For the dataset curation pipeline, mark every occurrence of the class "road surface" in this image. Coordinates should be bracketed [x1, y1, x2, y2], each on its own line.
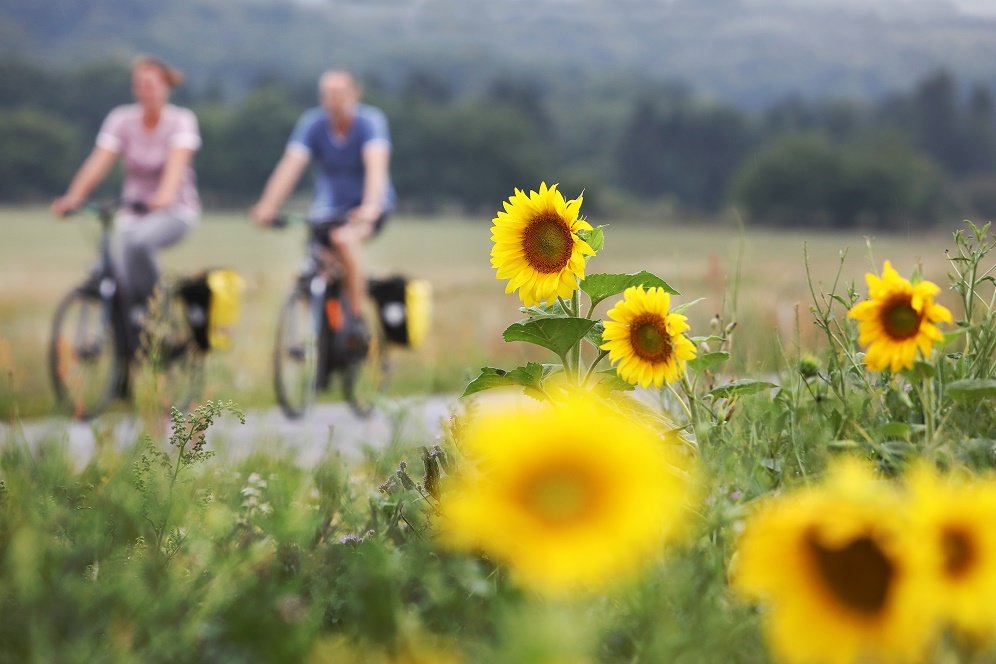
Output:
[2, 395, 456, 466]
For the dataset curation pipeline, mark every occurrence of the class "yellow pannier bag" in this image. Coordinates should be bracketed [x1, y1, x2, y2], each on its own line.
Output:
[206, 269, 245, 350]
[179, 269, 245, 351]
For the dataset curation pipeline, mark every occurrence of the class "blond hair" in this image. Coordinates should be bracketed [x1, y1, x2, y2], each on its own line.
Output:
[132, 55, 184, 88]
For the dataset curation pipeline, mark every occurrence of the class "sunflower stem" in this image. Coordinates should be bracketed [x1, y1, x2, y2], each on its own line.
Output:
[583, 350, 609, 384]
[923, 373, 936, 447]
[571, 289, 582, 382]
[667, 380, 695, 430]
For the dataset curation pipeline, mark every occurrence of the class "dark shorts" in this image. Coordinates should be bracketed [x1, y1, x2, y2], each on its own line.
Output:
[308, 214, 388, 249]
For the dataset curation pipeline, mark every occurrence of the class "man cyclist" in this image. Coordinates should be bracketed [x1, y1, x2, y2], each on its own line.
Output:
[251, 69, 395, 318]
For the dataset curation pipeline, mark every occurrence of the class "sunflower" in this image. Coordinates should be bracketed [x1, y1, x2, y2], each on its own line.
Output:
[490, 182, 596, 306]
[732, 459, 937, 664]
[601, 286, 697, 388]
[847, 260, 953, 373]
[437, 394, 693, 595]
[907, 465, 996, 638]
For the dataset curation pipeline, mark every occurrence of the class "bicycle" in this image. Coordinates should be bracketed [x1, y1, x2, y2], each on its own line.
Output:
[271, 214, 406, 420]
[48, 202, 208, 419]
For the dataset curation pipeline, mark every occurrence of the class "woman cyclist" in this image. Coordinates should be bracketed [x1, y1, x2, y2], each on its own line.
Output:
[50, 55, 202, 319]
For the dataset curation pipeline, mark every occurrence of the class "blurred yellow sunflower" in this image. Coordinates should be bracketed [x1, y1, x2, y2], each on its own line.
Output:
[907, 465, 996, 637]
[847, 260, 953, 373]
[490, 182, 596, 306]
[601, 286, 697, 388]
[732, 459, 937, 664]
[437, 394, 693, 595]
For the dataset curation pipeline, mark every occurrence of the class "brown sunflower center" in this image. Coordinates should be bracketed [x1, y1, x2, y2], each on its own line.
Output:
[880, 296, 922, 340]
[522, 213, 574, 274]
[630, 315, 673, 362]
[807, 532, 895, 616]
[521, 466, 596, 527]
[941, 526, 976, 580]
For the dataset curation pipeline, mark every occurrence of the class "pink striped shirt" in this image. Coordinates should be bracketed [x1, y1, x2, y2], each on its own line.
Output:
[96, 103, 201, 221]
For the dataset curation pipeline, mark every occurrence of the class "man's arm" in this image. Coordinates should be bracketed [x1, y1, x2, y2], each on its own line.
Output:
[251, 147, 310, 225]
[351, 142, 390, 228]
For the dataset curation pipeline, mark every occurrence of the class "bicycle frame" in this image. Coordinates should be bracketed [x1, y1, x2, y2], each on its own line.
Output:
[272, 214, 385, 418]
[53, 202, 205, 412]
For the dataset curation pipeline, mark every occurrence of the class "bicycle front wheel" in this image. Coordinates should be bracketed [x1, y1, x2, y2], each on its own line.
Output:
[49, 289, 122, 420]
[274, 289, 319, 419]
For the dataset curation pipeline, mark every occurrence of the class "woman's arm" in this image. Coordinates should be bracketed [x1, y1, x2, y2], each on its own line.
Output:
[148, 146, 195, 210]
[50, 147, 117, 216]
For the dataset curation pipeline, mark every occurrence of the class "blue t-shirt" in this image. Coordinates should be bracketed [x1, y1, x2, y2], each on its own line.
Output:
[287, 103, 396, 222]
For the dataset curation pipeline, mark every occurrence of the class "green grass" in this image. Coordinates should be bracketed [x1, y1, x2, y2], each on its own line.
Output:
[1, 212, 994, 663]
[0, 206, 967, 418]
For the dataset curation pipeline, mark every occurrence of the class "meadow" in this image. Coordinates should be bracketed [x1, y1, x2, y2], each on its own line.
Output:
[0, 205, 966, 419]
[1, 199, 995, 663]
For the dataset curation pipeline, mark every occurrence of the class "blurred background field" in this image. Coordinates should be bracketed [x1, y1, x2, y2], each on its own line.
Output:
[0, 205, 968, 419]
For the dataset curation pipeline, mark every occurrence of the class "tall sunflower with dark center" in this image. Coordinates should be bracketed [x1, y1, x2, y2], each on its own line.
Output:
[601, 285, 697, 388]
[490, 183, 596, 306]
[907, 465, 996, 637]
[733, 460, 937, 664]
[847, 260, 953, 373]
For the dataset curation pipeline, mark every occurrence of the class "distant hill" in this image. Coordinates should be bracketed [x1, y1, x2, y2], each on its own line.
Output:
[2, 0, 995, 105]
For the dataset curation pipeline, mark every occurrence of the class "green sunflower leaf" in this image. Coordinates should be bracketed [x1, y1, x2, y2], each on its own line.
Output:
[707, 379, 777, 400]
[876, 422, 911, 440]
[462, 362, 550, 398]
[671, 297, 706, 314]
[519, 300, 569, 319]
[502, 318, 598, 359]
[687, 351, 730, 373]
[577, 225, 606, 254]
[941, 326, 970, 347]
[945, 379, 996, 401]
[585, 320, 605, 347]
[901, 361, 935, 381]
[593, 370, 635, 392]
[580, 272, 679, 308]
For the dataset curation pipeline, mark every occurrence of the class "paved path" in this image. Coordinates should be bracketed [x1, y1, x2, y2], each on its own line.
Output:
[3, 395, 456, 466]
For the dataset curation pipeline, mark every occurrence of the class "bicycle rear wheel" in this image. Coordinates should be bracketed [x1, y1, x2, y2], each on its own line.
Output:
[133, 287, 205, 413]
[341, 302, 389, 418]
[49, 289, 122, 420]
[274, 289, 319, 419]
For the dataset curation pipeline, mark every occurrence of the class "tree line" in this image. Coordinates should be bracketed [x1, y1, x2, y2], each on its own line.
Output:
[1, 57, 995, 228]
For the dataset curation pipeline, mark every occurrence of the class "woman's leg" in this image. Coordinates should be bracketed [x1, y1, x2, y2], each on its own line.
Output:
[115, 210, 192, 308]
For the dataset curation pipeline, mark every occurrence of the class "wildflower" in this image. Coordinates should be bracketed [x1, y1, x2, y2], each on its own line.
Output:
[907, 465, 996, 637]
[601, 286, 697, 388]
[437, 394, 692, 595]
[847, 261, 952, 373]
[490, 182, 595, 306]
[732, 459, 936, 664]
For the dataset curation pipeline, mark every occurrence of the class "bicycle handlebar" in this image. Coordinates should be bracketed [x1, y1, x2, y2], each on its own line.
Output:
[270, 213, 308, 229]
[63, 200, 150, 221]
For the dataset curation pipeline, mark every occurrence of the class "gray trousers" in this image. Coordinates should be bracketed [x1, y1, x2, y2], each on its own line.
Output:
[113, 209, 193, 308]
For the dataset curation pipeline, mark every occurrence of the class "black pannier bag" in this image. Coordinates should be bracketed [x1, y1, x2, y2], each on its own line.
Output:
[368, 276, 431, 348]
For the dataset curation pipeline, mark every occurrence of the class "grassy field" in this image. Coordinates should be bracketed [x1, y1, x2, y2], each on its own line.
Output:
[0, 206, 971, 419]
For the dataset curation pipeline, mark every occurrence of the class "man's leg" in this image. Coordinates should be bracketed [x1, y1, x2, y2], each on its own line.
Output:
[329, 220, 374, 316]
